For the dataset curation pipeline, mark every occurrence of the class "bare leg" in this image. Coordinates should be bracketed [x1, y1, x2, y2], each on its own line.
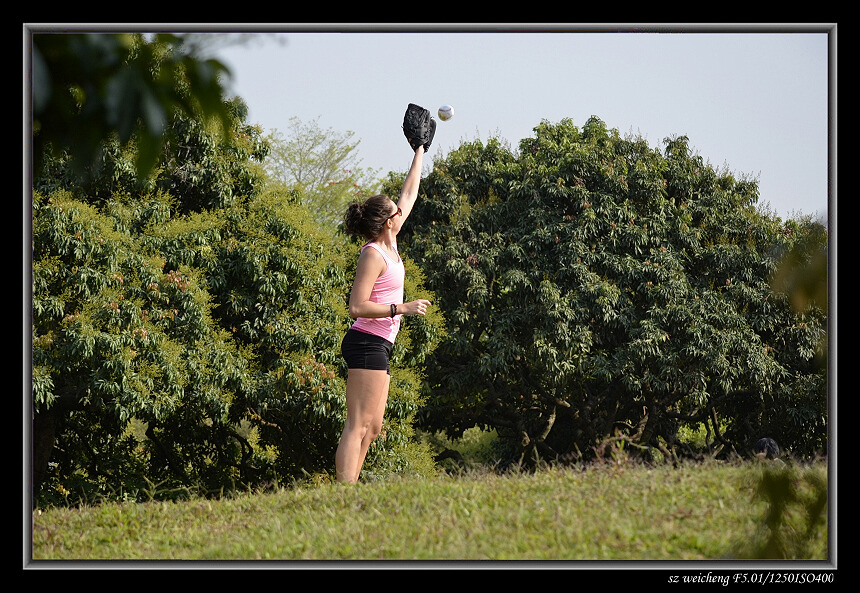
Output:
[335, 368, 390, 483]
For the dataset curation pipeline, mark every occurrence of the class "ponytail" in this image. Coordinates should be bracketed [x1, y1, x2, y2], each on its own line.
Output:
[343, 194, 393, 241]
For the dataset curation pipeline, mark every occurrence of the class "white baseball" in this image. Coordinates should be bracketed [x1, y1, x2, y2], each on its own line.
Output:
[438, 104, 454, 121]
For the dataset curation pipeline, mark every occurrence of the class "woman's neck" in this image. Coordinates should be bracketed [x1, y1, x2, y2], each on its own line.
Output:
[374, 231, 399, 259]
[375, 229, 396, 249]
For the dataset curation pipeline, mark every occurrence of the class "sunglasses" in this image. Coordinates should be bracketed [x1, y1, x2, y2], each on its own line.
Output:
[388, 207, 402, 220]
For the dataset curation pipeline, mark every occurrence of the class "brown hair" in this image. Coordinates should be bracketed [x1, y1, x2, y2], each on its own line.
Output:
[343, 194, 396, 241]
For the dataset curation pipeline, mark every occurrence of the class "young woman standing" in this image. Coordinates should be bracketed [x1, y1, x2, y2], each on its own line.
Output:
[336, 144, 431, 483]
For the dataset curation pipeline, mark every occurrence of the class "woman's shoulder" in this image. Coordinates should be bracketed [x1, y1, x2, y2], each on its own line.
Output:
[360, 242, 383, 256]
[357, 242, 387, 270]
[363, 241, 398, 262]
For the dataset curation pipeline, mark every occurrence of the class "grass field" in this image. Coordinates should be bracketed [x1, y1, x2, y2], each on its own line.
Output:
[29, 459, 829, 566]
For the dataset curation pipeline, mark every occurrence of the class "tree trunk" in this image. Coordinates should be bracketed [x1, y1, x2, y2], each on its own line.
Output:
[32, 409, 57, 498]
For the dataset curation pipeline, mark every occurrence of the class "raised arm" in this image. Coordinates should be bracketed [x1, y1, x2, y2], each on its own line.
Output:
[395, 145, 424, 226]
[395, 104, 435, 231]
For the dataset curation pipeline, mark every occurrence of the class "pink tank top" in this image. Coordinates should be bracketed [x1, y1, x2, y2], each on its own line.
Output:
[351, 242, 405, 343]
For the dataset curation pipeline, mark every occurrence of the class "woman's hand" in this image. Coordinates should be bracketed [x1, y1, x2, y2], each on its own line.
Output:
[403, 299, 431, 316]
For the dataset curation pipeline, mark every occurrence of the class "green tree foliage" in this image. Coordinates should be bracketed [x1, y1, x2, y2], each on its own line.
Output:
[399, 117, 827, 466]
[263, 117, 383, 229]
[33, 186, 439, 505]
[35, 93, 269, 215]
[32, 194, 252, 499]
[30, 35, 441, 505]
[32, 32, 233, 181]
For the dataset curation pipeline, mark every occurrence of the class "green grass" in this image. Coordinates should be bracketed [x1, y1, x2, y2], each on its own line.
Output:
[30, 460, 828, 562]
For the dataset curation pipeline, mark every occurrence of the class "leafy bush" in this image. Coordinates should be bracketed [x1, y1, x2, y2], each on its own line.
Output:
[31, 99, 442, 506]
[400, 117, 827, 466]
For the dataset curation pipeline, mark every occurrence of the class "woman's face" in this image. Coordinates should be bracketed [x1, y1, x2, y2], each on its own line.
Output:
[386, 201, 403, 233]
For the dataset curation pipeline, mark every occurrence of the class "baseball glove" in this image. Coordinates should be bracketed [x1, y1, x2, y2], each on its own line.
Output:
[402, 103, 436, 152]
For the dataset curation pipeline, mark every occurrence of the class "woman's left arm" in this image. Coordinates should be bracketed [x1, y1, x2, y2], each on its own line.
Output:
[395, 145, 424, 225]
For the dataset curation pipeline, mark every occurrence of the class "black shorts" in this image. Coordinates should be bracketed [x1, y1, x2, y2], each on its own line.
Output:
[341, 329, 394, 374]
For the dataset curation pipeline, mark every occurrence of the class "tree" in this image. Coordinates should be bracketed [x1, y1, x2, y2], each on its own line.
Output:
[263, 117, 382, 229]
[399, 117, 827, 466]
[32, 184, 441, 503]
[32, 189, 256, 501]
[31, 32, 233, 182]
[30, 36, 442, 505]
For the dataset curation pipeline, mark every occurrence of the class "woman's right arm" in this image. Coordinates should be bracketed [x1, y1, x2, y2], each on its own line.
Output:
[348, 248, 430, 319]
[348, 248, 388, 319]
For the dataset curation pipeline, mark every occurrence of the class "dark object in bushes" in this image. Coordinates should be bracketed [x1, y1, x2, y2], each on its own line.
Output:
[754, 438, 780, 459]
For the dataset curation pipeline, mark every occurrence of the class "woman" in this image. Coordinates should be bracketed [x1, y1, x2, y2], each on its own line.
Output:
[336, 145, 431, 483]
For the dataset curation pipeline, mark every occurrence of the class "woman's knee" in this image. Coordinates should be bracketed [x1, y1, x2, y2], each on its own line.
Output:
[366, 419, 384, 441]
[345, 417, 381, 442]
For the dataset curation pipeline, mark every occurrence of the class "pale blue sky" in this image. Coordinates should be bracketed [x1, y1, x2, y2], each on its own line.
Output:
[214, 26, 832, 222]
